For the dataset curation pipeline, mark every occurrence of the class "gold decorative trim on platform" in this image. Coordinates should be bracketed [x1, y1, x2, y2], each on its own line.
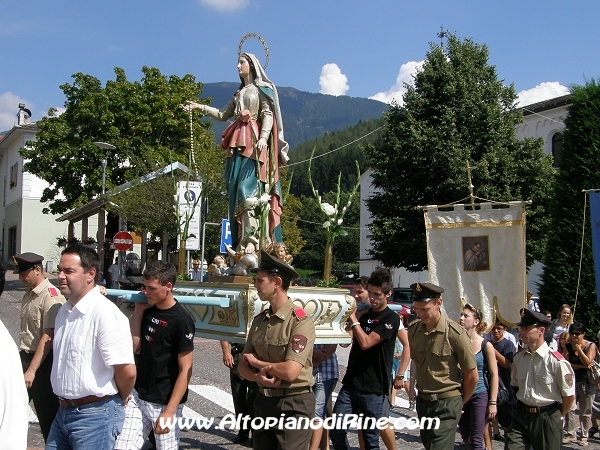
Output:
[427, 220, 522, 230]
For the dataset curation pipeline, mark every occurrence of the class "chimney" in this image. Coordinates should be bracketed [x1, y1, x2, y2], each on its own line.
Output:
[17, 103, 32, 126]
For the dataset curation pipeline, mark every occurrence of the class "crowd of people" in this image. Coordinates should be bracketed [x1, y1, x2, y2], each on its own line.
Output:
[3, 243, 600, 450]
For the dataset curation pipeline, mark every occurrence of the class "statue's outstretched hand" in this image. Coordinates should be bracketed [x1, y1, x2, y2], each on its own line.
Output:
[180, 101, 205, 114]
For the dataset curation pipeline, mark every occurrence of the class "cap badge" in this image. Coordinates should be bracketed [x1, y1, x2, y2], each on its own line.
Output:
[415, 283, 422, 292]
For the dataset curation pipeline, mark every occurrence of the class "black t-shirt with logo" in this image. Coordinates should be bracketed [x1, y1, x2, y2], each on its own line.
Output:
[136, 301, 195, 405]
[343, 306, 400, 395]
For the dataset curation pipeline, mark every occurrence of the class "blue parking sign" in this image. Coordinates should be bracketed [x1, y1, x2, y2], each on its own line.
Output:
[220, 219, 232, 253]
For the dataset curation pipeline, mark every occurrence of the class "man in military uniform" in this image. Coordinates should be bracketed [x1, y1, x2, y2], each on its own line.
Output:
[15, 252, 65, 442]
[505, 309, 575, 450]
[407, 282, 478, 450]
[239, 250, 315, 450]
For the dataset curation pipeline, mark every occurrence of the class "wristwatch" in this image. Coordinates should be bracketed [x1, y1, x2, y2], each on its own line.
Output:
[396, 374, 404, 380]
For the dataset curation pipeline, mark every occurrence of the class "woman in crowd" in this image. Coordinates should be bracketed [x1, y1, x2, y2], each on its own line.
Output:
[558, 331, 570, 357]
[591, 330, 600, 438]
[553, 304, 574, 341]
[563, 322, 597, 447]
[458, 304, 498, 450]
[488, 321, 515, 441]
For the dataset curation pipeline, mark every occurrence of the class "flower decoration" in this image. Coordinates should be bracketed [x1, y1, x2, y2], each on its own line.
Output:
[307, 149, 361, 246]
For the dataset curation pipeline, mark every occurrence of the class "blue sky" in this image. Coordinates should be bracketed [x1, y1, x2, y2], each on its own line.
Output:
[1, 0, 598, 130]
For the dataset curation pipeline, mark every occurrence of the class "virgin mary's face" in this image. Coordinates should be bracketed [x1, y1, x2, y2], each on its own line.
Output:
[238, 56, 251, 79]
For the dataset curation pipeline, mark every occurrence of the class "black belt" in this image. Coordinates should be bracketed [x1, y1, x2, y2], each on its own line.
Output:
[516, 400, 559, 414]
[231, 344, 244, 356]
[259, 386, 312, 397]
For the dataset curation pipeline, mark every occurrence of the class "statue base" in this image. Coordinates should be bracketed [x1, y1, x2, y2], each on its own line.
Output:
[172, 282, 354, 344]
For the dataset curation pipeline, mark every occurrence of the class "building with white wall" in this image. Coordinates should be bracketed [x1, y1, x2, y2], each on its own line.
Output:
[359, 95, 570, 291]
[0, 105, 71, 268]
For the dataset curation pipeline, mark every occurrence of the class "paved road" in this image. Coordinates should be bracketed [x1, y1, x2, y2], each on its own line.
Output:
[1, 271, 598, 449]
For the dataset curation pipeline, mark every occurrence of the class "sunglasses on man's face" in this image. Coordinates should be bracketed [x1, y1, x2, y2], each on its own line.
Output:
[571, 332, 583, 336]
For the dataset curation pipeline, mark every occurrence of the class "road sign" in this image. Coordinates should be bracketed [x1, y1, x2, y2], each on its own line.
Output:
[178, 181, 202, 205]
[113, 231, 134, 251]
[220, 219, 232, 253]
[178, 205, 201, 250]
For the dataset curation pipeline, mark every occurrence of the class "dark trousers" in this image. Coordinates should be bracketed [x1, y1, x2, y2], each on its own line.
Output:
[416, 394, 463, 450]
[330, 386, 385, 450]
[505, 403, 562, 450]
[253, 391, 315, 450]
[458, 390, 489, 450]
[231, 352, 258, 436]
[20, 350, 60, 441]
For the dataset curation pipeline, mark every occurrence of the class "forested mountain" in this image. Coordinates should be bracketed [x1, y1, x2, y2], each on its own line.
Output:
[200, 82, 387, 149]
[289, 117, 385, 197]
[285, 117, 385, 274]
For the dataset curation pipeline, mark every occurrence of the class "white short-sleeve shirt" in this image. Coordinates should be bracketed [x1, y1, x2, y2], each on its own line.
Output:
[51, 286, 134, 399]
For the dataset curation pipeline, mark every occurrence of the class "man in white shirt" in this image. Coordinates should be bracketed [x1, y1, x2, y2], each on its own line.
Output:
[108, 257, 120, 289]
[46, 244, 136, 450]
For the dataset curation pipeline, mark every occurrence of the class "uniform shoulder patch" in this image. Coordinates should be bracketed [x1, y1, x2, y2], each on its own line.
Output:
[48, 286, 60, 297]
[551, 350, 565, 360]
[292, 334, 308, 353]
[293, 307, 308, 320]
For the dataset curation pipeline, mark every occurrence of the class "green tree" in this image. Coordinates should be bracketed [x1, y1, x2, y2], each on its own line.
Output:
[539, 79, 600, 332]
[367, 33, 555, 271]
[22, 66, 219, 216]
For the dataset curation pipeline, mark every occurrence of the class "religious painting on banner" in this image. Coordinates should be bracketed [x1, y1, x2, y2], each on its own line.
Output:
[424, 201, 526, 328]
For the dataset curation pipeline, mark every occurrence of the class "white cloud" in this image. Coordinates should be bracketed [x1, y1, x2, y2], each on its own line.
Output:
[319, 63, 349, 96]
[369, 60, 424, 104]
[199, 0, 249, 12]
[0, 92, 33, 131]
[516, 82, 570, 107]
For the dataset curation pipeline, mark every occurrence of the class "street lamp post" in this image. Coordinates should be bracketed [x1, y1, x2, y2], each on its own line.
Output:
[93, 142, 116, 194]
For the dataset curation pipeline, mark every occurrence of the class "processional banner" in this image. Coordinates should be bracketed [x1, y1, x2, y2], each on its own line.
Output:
[424, 202, 526, 328]
[588, 191, 600, 306]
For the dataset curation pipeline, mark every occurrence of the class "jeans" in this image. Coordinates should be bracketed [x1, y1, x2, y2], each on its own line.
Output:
[330, 386, 385, 450]
[45, 395, 125, 450]
[313, 378, 338, 418]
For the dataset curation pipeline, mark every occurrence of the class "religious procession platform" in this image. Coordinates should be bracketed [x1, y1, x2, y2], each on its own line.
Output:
[107, 281, 355, 344]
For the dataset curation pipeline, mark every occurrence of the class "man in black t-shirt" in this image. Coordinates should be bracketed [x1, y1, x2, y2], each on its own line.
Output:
[330, 268, 400, 450]
[115, 261, 195, 450]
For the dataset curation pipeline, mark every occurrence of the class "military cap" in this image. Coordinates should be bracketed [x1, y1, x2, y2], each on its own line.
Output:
[13, 252, 44, 274]
[251, 250, 299, 282]
[517, 308, 552, 327]
[410, 282, 444, 301]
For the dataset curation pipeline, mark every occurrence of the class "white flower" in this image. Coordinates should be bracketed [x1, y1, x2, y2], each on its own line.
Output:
[246, 197, 259, 208]
[321, 202, 336, 216]
[322, 221, 331, 228]
[259, 193, 271, 205]
[337, 218, 343, 225]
